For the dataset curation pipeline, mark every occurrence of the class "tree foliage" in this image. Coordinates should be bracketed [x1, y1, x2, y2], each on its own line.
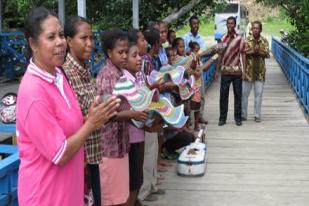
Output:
[256, 0, 309, 56]
[2, 0, 216, 31]
[72, 0, 216, 30]
[2, 0, 56, 29]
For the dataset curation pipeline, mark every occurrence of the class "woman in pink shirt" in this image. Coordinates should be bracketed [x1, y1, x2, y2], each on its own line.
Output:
[16, 7, 119, 206]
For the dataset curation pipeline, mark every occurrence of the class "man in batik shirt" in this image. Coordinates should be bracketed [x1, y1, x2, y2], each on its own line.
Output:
[215, 16, 246, 126]
[242, 21, 270, 122]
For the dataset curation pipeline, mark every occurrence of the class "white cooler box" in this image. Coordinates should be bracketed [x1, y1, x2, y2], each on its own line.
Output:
[177, 128, 208, 177]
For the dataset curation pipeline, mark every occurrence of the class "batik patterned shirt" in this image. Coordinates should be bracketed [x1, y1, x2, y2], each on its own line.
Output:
[218, 32, 246, 76]
[244, 35, 270, 82]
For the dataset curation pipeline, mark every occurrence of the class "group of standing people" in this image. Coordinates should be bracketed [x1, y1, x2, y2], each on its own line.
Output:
[15, 6, 269, 206]
[167, 15, 270, 127]
[215, 16, 270, 126]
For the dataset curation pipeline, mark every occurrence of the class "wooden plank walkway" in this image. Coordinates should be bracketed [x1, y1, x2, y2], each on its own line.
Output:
[148, 55, 309, 206]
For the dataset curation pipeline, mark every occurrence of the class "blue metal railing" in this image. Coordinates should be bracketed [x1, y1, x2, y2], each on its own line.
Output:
[90, 31, 107, 76]
[0, 32, 106, 79]
[1, 31, 216, 84]
[201, 56, 216, 87]
[0, 32, 27, 79]
[0, 145, 19, 206]
[272, 37, 309, 114]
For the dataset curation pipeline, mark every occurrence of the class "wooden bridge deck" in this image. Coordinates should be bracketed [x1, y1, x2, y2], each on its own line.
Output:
[148, 55, 309, 206]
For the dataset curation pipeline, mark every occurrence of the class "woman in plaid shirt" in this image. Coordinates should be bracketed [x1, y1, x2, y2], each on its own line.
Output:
[62, 16, 104, 205]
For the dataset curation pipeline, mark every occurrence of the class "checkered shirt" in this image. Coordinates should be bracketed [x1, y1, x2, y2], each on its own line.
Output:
[62, 53, 102, 164]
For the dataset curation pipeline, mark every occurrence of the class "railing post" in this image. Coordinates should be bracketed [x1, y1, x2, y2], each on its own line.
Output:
[77, 0, 86, 18]
[58, 0, 65, 24]
[132, 0, 139, 29]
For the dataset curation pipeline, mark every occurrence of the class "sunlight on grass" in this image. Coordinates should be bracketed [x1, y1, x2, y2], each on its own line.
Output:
[176, 20, 215, 37]
[262, 19, 295, 37]
[176, 18, 294, 38]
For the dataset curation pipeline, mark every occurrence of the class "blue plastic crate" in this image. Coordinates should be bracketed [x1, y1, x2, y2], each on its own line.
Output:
[11, 187, 18, 206]
[0, 188, 18, 206]
[0, 145, 19, 196]
[0, 123, 16, 133]
[0, 194, 9, 206]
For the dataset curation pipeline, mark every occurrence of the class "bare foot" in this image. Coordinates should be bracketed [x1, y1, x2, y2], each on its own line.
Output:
[194, 123, 200, 131]
[159, 159, 173, 167]
[157, 164, 168, 172]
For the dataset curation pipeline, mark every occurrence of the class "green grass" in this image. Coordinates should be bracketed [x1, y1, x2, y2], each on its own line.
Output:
[176, 18, 294, 38]
[262, 18, 295, 37]
[176, 20, 215, 37]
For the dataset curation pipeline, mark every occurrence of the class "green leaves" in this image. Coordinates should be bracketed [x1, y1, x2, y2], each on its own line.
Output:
[2, 0, 56, 30]
[257, 0, 309, 56]
[2, 0, 216, 31]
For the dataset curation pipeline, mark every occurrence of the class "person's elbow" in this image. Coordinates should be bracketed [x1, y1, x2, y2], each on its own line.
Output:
[52, 141, 70, 166]
[55, 152, 70, 166]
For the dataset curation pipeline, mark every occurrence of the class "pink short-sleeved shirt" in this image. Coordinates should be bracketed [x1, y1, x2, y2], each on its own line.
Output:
[16, 59, 84, 206]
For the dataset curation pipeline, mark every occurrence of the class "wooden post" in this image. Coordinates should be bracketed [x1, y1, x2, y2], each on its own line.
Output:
[132, 0, 139, 29]
[58, 0, 65, 24]
[77, 0, 86, 18]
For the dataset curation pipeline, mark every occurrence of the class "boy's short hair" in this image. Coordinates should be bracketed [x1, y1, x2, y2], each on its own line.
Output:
[143, 21, 159, 32]
[101, 29, 128, 57]
[172, 37, 184, 49]
[189, 15, 199, 24]
[251, 20, 262, 30]
[189, 41, 200, 50]
[64, 16, 91, 38]
[227, 16, 236, 24]
[127, 28, 140, 44]
[143, 28, 160, 48]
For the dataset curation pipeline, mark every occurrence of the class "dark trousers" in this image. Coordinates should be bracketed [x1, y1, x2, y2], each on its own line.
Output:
[219, 75, 242, 122]
[163, 131, 195, 154]
[87, 164, 101, 206]
[129, 142, 144, 191]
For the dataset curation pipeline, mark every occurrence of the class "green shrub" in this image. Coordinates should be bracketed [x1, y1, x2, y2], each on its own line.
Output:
[266, 16, 274, 23]
[257, 0, 309, 57]
[288, 30, 309, 57]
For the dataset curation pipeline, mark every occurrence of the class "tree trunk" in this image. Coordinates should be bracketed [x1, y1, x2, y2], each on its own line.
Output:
[162, 0, 202, 24]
